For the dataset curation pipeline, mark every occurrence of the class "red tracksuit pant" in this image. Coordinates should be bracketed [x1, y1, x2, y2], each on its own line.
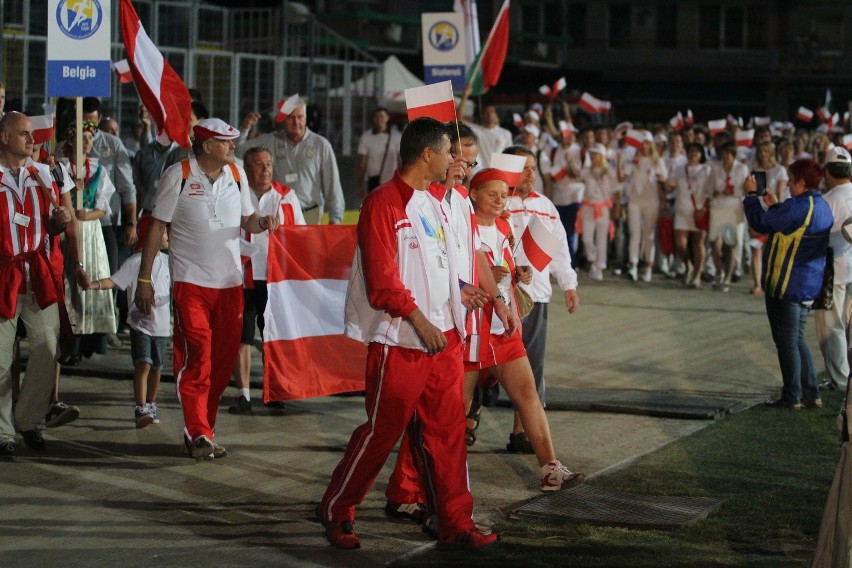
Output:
[172, 282, 243, 441]
[319, 331, 474, 537]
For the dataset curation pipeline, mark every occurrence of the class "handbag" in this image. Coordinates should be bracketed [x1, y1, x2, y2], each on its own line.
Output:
[691, 194, 709, 231]
[514, 285, 534, 319]
[814, 247, 834, 310]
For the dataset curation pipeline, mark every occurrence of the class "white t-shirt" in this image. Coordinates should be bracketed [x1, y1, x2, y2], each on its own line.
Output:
[624, 156, 668, 203]
[110, 252, 171, 337]
[824, 181, 852, 284]
[411, 190, 452, 331]
[478, 223, 511, 335]
[711, 161, 749, 210]
[470, 123, 513, 168]
[152, 159, 254, 288]
[357, 128, 401, 184]
[247, 184, 306, 281]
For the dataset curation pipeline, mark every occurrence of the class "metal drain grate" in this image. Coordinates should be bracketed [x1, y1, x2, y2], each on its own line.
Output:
[510, 484, 725, 530]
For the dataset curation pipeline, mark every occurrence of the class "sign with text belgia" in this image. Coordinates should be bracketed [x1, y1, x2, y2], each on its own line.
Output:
[47, 0, 111, 97]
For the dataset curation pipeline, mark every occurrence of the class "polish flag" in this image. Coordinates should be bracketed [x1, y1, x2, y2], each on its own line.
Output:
[538, 84, 551, 97]
[817, 106, 830, 122]
[598, 99, 612, 113]
[542, 77, 566, 99]
[405, 81, 457, 122]
[708, 119, 727, 135]
[579, 92, 602, 115]
[490, 152, 527, 187]
[30, 104, 55, 145]
[753, 116, 771, 127]
[119, 0, 192, 147]
[112, 59, 133, 84]
[829, 112, 841, 129]
[263, 225, 367, 401]
[513, 113, 524, 128]
[686, 109, 694, 126]
[516, 214, 562, 272]
[796, 106, 814, 122]
[726, 114, 742, 127]
[625, 129, 644, 149]
[274, 93, 301, 123]
[735, 129, 754, 147]
[843, 134, 852, 151]
[669, 112, 684, 132]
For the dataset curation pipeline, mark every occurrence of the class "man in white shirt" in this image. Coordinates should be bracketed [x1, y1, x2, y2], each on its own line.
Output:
[135, 118, 279, 460]
[237, 99, 344, 225]
[356, 107, 401, 195]
[816, 147, 852, 391]
[229, 146, 306, 415]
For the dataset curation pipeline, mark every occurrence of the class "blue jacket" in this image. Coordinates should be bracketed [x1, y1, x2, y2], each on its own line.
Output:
[744, 190, 833, 303]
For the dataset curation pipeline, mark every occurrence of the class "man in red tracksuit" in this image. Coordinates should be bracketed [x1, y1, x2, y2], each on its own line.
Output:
[317, 117, 498, 551]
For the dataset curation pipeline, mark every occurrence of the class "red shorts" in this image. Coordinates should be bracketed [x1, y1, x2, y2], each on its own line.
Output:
[464, 330, 527, 373]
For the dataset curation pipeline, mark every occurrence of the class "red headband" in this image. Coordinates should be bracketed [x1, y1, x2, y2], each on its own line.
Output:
[469, 168, 510, 191]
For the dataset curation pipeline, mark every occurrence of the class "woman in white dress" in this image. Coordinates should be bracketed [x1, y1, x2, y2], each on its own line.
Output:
[579, 144, 617, 280]
[666, 142, 713, 288]
[60, 122, 117, 359]
[709, 143, 750, 292]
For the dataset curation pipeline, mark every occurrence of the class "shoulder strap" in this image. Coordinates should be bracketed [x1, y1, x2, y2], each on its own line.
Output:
[228, 163, 241, 191]
[179, 159, 191, 193]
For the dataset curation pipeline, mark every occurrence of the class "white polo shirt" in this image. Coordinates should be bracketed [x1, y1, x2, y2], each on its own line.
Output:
[152, 158, 253, 289]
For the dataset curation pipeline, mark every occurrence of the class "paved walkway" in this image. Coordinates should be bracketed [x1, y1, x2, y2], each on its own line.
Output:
[0, 273, 800, 567]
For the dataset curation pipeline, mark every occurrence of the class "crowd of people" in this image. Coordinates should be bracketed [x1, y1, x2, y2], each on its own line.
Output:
[0, 78, 849, 552]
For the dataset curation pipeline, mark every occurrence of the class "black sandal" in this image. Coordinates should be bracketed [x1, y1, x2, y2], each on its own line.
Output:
[465, 393, 482, 447]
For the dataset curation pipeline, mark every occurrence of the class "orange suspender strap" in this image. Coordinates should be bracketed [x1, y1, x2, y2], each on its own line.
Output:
[180, 160, 241, 192]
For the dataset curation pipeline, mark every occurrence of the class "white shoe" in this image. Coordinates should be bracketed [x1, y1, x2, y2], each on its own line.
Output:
[589, 266, 603, 281]
[628, 265, 638, 282]
[540, 460, 585, 492]
[683, 268, 694, 288]
[641, 267, 652, 283]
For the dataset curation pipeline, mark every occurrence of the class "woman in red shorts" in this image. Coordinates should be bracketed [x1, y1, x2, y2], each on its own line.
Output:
[465, 169, 584, 492]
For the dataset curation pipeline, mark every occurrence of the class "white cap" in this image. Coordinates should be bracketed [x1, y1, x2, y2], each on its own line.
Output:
[614, 121, 633, 133]
[825, 146, 852, 165]
[642, 130, 654, 143]
[530, 102, 544, 115]
[525, 109, 541, 122]
[588, 143, 608, 156]
[193, 118, 240, 140]
[523, 123, 540, 138]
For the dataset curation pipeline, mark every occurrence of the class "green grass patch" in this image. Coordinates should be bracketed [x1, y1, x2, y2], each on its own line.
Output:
[395, 391, 844, 567]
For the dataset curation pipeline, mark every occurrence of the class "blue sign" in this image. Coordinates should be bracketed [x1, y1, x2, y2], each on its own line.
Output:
[424, 66, 467, 89]
[47, 0, 111, 97]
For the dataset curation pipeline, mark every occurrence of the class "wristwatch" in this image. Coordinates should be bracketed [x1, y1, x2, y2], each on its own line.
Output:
[495, 294, 506, 302]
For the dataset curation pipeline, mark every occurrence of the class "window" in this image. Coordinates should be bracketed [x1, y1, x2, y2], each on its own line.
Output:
[700, 4, 768, 51]
[656, 5, 677, 49]
[810, 13, 844, 54]
[609, 4, 631, 48]
[566, 3, 587, 47]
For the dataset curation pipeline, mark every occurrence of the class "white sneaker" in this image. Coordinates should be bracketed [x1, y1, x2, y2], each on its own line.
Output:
[589, 266, 603, 281]
[627, 265, 638, 282]
[540, 460, 585, 492]
[641, 267, 652, 283]
[683, 268, 694, 288]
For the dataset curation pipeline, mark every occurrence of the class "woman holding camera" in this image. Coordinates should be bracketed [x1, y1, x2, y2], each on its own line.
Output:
[743, 159, 833, 409]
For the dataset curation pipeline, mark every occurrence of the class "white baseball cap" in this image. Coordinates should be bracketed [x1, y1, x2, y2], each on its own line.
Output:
[193, 118, 240, 141]
[523, 124, 540, 138]
[825, 147, 852, 165]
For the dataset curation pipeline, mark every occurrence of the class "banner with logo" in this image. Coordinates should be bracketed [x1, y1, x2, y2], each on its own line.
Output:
[47, 0, 112, 97]
[422, 13, 467, 90]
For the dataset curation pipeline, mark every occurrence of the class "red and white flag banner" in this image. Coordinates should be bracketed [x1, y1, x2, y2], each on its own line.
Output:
[516, 214, 561, 272]
[112, 59, 133, 84]
[405, 81, 457, 123]
[669, 112, 684, 132]
[119, 0, 192, 147]
[797, 106, 814, 122]
[817, 106, 831, 122]
[830, 112, 841, 128]
[538, 84, 551, 97]
[843, 134, 852, 151]
[274, 93, 301, 124]
[263, 225, 367, 401]
[686, 109, 694, 126]
[578, 92, 602, 115]
[625, 129, 644, 149]
[558, 120, 576, 139]
[490, 152, 527, 187]
[512, 112, 523, 128]
[708, 119, 727, 135]
[753, 116, 771, 127]
[735, 129, 754, 147]
[30, 103, 55, 145]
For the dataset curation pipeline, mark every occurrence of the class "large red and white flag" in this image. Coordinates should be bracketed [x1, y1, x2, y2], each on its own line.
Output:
[516, 214, 562, 272]
[579, 92, 602, 115]
[274, 93, 301, 123]
[708, 119, 727, 135]
[119, 0, 192, 147]
[405, 81, 457, 122]
[735, 129, 754, 147]
[30, 103, 55, 145]
[112, 59, 133, 84]
[263, 225, 367, 401]
[490, 152, 527, 187]
[797, 106, 814, 122]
